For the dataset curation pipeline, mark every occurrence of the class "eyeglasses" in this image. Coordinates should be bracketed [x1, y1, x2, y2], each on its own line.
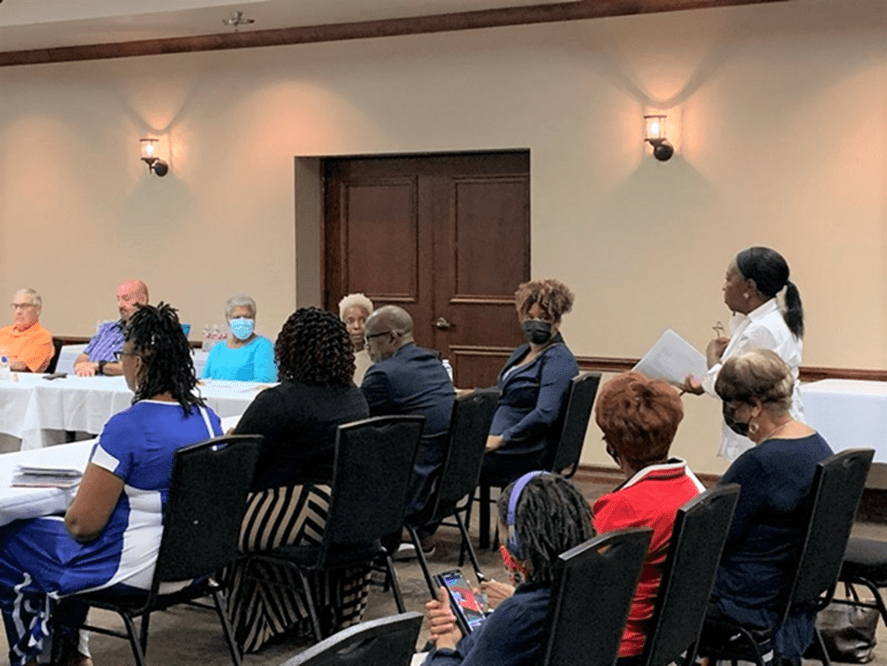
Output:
[10, 303, 36, 310]
[363, 330, 392, 347]
[113, 350, 142, 362]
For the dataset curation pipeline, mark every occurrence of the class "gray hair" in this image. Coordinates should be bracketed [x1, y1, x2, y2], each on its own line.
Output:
[338, 293, 374, 320]
[15, 288, 42, 308]
[225, 294, 256, 319]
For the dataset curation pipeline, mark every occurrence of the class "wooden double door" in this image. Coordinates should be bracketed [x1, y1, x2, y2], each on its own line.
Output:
[323, 151, 530, 388]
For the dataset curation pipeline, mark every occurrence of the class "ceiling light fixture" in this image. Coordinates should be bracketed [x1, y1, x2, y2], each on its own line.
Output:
[223, 11, 255, 30]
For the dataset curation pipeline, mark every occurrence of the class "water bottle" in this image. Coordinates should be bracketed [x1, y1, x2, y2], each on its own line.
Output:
[0, 353, 10, 381]
[201, 325, 211, 351]
[442, 358, 454, 382]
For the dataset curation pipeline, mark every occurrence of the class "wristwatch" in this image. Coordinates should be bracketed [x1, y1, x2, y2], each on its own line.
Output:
[97, 360, 107, 375]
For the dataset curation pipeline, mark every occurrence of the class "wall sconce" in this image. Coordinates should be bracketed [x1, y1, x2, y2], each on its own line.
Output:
[140, 138, 169, 177]
[644, 115, 674, 162]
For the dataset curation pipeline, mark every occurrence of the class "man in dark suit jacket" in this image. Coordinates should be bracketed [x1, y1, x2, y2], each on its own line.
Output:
[360, 306, 455, 542]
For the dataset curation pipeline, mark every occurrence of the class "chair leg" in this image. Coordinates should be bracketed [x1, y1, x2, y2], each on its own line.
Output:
[453, 512, 484, 583]
[118, 611, 148, 666]
[138, 611, 151, 657]
[812, 627, 832, 666]
[211, 586, 243, 666]
[383, 552, 407, 613]
[406, 524, 438, 598]
[295, 568, 324, 642]
[478, 483, 491, 550]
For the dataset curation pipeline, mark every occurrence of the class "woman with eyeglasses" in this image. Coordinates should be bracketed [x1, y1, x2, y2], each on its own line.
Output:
[592, 371, 703, 663]
[0, 303, 222, 666]
[482, 279, 579, 483]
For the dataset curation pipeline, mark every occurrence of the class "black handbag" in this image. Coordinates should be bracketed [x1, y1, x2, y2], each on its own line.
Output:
[814, 599, 879, 663]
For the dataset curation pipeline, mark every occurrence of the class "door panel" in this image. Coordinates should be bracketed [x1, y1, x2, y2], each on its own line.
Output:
[324, 151, 529, 387]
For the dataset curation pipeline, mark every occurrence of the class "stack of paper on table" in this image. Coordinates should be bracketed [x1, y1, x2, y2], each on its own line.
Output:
[633, 329, 707, 385]
[13, 465, 82, 489]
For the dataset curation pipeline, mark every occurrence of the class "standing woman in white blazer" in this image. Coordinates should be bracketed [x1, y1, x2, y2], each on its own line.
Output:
[685, 246, 805, 461]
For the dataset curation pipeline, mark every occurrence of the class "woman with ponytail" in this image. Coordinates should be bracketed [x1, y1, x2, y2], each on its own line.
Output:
[685, 246, 805, 461]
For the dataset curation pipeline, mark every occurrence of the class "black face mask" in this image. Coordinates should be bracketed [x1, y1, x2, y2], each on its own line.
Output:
[521, 320, 552, 345]
[722, 402, 750, 437]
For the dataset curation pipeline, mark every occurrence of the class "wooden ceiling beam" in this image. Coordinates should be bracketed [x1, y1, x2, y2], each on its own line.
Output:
[0, 0, 790, 67]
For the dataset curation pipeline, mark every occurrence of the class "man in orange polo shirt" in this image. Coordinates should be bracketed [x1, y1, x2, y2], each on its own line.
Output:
[0, 288, 53, 372]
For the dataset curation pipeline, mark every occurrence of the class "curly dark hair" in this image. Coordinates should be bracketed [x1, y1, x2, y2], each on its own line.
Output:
[515, 279, 575, 322]
[275, 307, 355, 386]
[126, 302, 204, 413]
[497, 474, 595, 584]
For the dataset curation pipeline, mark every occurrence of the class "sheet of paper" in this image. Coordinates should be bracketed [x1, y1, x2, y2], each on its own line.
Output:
[633, 329, 707, 385]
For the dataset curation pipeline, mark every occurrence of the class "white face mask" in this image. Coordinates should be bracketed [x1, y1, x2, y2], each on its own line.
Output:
[229, 317, 255, 341]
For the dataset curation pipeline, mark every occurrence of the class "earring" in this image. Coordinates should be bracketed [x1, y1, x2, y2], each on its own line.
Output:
[748, 421, 760, 435]
[743, 292, 750, 299]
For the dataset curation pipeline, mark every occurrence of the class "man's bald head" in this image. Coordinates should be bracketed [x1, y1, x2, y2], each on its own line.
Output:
[364, 305, 415, 363]
[117, 279, 149, 321]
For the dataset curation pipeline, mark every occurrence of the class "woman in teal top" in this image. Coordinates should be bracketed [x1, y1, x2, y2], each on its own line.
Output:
[202, 295, 277, 382]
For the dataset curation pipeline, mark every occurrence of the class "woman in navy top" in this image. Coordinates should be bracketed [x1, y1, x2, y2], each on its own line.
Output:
[483, 279, 579, 482]
[709, 349, 833, 662]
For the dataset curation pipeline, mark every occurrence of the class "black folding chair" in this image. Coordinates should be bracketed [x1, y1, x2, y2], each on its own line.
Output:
[46, 337, 64, 374]
[243, 415, 424, 642]
[403, 388, 499, 595]
[56, 434, 263, 666]
[277, 611, 423, 666]
[540, 527, 652, 666]
[476, 372, 601, 549]
[693, 448, 873, 666]
[640, 484, 740, 666]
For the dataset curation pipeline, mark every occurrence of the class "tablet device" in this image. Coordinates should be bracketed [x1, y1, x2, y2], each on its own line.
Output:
[433, 569, 487, 634]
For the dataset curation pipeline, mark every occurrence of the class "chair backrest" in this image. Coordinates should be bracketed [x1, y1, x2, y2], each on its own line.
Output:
[323, 415, 424, 547]
[46, 337, 64, 374]
[547, 372, 601, 477]
[154, 434, 262, 584]
[279, 611, 423, 666]
[539, 527, 652, 666]
[787, 448, 873, 614]
[640, 484, 741, 666]
[428, 388, 499, 521]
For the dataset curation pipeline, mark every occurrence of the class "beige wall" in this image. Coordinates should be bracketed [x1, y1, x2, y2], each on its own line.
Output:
[0, 0, 884, 475]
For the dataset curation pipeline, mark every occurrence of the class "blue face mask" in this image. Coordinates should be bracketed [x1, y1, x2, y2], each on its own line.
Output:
[229, 318, 255, 341]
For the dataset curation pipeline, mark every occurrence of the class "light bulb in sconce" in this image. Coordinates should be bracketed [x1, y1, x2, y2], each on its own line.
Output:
[140, 138, 169, 177]
[643, 114, 674, 162]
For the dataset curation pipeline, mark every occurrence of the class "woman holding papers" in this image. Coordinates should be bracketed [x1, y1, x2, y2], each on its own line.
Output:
[685, 246, 805, 461]
[0, 304, 223, 666]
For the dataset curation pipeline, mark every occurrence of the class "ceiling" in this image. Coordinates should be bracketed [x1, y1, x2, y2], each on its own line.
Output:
[0, 0, 582, 51]
[0, 0, 788, 63]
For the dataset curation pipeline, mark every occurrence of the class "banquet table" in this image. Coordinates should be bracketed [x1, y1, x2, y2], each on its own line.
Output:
[0, 373, 266, 450]
[57, 344, 210, 377]
[799, 379, 887, 464]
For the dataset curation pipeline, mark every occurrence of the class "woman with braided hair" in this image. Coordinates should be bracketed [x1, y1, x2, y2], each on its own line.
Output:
[421, 473, 594, 666]
[0, 303, 223, 666]
[228, 306, 369, 652]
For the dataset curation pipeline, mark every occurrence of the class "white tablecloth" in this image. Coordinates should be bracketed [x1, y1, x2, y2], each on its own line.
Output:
[0, 374, 264, 450]
[0, 439, 94, 526]
[57, 344, 210, 377]
[799, 379, 887, 462]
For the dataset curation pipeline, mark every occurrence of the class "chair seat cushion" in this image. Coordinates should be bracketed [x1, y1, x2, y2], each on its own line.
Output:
[841, 537, 887, 585]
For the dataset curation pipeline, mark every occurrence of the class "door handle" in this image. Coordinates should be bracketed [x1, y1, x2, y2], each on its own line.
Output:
[434, 317, 452, 330]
